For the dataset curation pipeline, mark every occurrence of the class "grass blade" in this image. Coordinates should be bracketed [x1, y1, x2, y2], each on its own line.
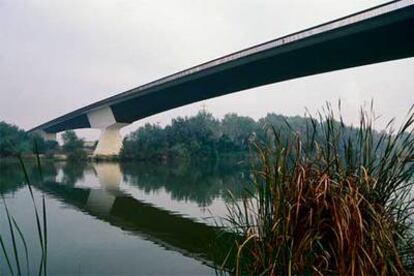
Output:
[12, 218, 30, 276]
[0, 232, 14, 275]
[42, 195, 47, 276]
[3, 197, 22, 276]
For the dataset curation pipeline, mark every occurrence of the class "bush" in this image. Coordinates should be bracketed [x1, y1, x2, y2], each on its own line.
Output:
[0, 121, 31, 156]
[0, 121, 59, 157]
[62, 130, 87, 161]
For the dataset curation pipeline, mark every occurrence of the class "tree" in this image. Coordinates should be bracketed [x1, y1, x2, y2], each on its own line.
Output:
[119, 111, 388, 163]
[0, 121, 31, 156]
[62, 130, 86, 160]
[221, 113, 258, 150]
[32, 134, 59, 155]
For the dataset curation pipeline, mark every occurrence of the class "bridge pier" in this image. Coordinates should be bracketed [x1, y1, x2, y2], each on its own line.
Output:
[94, 123, 127, 156]
[87, 106, 129, 156]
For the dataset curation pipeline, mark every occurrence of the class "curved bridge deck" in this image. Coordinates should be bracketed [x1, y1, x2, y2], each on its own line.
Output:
[29, 1, 414, 156]
[30, 0, 414, 134]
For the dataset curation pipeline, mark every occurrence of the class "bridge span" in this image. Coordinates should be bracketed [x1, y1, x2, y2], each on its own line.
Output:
[30, 0, 414, 155]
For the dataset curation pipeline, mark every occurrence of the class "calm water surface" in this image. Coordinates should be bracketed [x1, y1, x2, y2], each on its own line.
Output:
[0, 160, 249, 275]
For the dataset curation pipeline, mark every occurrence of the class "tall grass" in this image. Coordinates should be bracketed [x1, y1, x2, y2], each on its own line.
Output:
[0, 149, 48, 275]
[224, 103, 414, 275]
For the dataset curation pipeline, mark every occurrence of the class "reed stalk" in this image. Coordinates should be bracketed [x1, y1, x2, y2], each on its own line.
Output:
[0, 146, 48, 275]
[224, 103, 414, 275]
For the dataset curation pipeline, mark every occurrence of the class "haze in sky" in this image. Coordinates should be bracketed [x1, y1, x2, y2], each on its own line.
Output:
[1, 0, 413, 140]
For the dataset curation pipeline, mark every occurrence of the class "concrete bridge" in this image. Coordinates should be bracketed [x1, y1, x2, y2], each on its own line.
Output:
[30, 0, 414, 155]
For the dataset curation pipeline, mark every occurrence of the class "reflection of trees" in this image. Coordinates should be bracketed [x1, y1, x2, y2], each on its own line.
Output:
[61, 160, 87, 186]
[0, 159, 88, 196]
[2, 159, 253, 207]
[1, 159, 240, 268]
[33, 160, 58, 181]
[36, 179, 234, 268]
[0, 160, 59, 195]
[0, 161, 26, 194]
[120, 160, 251, 207]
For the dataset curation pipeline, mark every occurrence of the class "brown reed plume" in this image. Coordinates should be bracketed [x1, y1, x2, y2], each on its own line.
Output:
[224, 103, 414, 275]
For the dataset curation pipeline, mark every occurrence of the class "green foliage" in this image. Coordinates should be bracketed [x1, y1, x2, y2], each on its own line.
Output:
[221, 113, 258, 150]
[0, 121, 58, 157]
[121, 111, 262, 161]
[32, 135, 58, 155]
[61, 130, 86, 161]
[0, 121, 31, 156]
[120, 110, 392, 163]
[121, 123, 169, 160]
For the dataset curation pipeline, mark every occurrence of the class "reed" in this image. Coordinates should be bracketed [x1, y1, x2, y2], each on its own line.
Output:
[224, 103, 414, 275]
[0, 146, 48, 275]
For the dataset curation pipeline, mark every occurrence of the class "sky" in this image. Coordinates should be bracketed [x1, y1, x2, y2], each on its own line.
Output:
[1, 0, 413, 141]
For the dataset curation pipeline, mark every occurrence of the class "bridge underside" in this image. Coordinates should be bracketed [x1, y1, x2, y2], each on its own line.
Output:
[30, 1, 414, 155]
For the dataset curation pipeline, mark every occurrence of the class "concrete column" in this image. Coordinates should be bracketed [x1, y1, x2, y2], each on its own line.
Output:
[94, 124, 127, 156]
[87, 106, 129, 156]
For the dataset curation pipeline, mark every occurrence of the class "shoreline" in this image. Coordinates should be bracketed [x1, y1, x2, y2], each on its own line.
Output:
[0, 152, 251, 164]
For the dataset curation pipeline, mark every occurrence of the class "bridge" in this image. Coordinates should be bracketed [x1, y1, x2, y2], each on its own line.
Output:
[30, 0, 414, 155]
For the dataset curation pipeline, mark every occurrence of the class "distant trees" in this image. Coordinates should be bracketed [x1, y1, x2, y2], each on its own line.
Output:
[121, 111, 221, 160]
[62, 130, 87, 161]
[0, 121, 31, 156]
[166, 111, 221, 159]
[120, 111, 311, 161]
[1, 111, 390, 162]
[32, 134, 59, 155]
[120, 111, 390, 162]
[221, 113, 259, 150]
[0, 121, 57, 157]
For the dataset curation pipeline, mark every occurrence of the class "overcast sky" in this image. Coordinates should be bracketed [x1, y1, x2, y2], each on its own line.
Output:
[1, 0, 413, 140]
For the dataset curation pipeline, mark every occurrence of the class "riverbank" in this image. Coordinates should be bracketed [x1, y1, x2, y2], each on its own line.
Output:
[1, 151, 252, 165]
[1, 153, 119, 162]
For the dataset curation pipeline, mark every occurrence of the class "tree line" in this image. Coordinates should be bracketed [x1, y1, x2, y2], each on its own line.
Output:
[0, 121, 57, 157]
[120, 110, 358, 161]
[1, 110, 390, 162]
[0, 121, 85, 160]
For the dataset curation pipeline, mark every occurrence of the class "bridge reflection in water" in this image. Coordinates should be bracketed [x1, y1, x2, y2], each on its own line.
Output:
[5, 161, 247, 270]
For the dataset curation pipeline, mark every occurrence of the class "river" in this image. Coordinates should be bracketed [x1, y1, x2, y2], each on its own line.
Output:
[0, 159, 249, 275]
